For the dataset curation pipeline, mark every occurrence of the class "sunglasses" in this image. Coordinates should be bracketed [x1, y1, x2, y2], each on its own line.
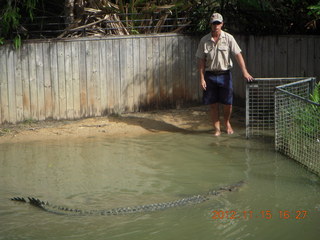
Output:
[211, 21, 222, 25]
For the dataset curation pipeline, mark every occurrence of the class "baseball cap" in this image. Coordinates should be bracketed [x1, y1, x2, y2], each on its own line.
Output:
[210, 13, 223, 23]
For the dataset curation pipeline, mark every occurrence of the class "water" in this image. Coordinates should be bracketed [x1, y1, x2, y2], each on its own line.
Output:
[0, 133, 319, 240]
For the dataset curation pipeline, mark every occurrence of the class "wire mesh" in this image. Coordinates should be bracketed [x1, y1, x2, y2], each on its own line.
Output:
[275, 78, 319, 175]
[246, 78, 305, 138]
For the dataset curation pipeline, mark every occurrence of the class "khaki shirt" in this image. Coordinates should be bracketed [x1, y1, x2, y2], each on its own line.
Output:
[196, 31, 241, 71]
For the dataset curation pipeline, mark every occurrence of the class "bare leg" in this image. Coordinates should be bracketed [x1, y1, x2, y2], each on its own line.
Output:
[210, 103, 221, 136]
[223, 104, 234, 134]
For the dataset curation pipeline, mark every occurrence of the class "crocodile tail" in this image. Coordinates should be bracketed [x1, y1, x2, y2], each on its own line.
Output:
[11, 196, 84, 215]
[11, 196, 46, 211]
[27, 197, 46, 210]
[11, 197, 27, 202]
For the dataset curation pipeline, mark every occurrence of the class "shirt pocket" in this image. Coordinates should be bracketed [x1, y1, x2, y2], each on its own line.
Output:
[217, 44, 229, 66]
[204, 45, 213, 53]
[217, 45, 228, 51]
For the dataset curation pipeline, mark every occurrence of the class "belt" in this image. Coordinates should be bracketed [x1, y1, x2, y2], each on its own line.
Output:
[206, 70, 230, 75]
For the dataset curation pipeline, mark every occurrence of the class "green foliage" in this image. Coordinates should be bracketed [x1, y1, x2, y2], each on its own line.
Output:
[295, 83, 320, 138]
[13, 34, 22, 49]
[0, 0, 37, 48]
[306, 1, 320, 30]
[310, 82, 320, 108]
[1, 0, 319, 43]
[25, 0, 37, 21]
[1, 3, 21, 35]
[308, 1, 320, 16]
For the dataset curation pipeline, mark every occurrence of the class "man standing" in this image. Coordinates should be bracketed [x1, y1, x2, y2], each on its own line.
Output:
[196, 13, 253, 136]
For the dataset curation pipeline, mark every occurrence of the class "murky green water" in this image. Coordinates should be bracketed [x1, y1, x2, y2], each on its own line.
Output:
[0, 132, 319, 240]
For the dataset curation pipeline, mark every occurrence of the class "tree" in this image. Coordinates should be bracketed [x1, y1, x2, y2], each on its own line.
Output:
[1, 0, 319, 48]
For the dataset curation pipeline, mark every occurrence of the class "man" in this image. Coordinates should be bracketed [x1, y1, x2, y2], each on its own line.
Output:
[196, 13, 253, 136]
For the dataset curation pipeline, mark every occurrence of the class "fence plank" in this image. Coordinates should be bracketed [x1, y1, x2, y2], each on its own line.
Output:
[274, 36, 288, 77]
[20, 44, 31, 120]
[35, 43, 45, 120]
[43, 43, 53, 119]
[112, 39, 121, 113]
[152, 37, 160, 108]
[192, 37, 201, 100]
[119, 38, 127, 112]
[28, 44, 38, 120]
[86, 40, 101, 116]
[49, 42, 60, 119]
[132, 38, 141, 111]
[71, 41, 81, 118]
[261, 37, 269, 77]
[146, 37, 154, 109]
[105, 40, 114, 113]
[57, 42, 67, 119]
[14, 48, 23, 122]
[0, 47, 9, 123]
[139, 38, 147, 110]
[79, 41, 87, 117]
[306, 37, 315, 77]
[185, 36, 192, 101]
[255, 37, 263, 77]
[65, 42, 74, 119]
[99, 40, 107, 115]
[288, 37, 300, 77]
[159, 37, 167, 106]
[267, 36, 275, 77]
[92, 40, 101, 116]
[7, 48, 17, 123]
[247, 36, 256, 77]
[165, 36, 173, 106]
[178, 35, 186, 107]
[124, 38, 134, 112]
[172, 36, 179, 107]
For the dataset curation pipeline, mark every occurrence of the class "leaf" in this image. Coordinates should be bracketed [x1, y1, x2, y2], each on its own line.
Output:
[13, 34, 21, 49]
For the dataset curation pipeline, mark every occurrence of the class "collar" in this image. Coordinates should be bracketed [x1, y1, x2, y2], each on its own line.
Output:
[204, 31, 226, 42]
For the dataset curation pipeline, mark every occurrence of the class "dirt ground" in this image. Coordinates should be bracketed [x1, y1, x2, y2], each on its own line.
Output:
[0, 105, 246, 143]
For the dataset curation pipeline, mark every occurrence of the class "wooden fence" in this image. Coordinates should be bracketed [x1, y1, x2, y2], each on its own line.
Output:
[0, 33, 320, 124]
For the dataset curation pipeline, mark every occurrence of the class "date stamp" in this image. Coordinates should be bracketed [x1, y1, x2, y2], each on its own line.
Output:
[211, 210, 308, 220]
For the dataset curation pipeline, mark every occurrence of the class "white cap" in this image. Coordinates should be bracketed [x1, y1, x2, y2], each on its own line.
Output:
[210, 13, 223, 23]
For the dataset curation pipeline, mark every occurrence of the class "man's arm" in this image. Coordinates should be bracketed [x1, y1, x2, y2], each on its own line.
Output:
[198, 58, 206, 90]
[235, 53, 254, 81]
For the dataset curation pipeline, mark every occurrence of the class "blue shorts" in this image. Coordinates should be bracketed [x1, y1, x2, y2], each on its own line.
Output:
[203, 71, 233, 105]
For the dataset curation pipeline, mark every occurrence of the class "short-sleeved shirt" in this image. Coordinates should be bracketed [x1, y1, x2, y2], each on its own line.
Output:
[196, 31, 241, 71]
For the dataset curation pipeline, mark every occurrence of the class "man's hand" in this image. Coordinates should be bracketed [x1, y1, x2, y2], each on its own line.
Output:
[243, 71, 254, 82]
[198, 58, 207, 90]
[201, 79, 207, 90]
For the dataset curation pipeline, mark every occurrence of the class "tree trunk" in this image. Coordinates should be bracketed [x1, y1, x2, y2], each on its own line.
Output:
[65, 0, 75, 25]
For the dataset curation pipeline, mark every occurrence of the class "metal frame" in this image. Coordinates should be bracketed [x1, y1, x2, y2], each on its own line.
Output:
[245, 77, 306, 138]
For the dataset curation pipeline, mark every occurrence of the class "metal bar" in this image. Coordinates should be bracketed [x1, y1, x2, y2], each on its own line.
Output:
[275, 77, 317, 88]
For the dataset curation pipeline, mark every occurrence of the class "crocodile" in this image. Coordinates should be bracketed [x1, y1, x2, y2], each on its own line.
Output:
[11, 180, 245, 216]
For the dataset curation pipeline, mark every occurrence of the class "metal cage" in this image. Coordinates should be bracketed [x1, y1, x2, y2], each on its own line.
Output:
[275, 77, 319, 175]
[245, 78, 306, 138]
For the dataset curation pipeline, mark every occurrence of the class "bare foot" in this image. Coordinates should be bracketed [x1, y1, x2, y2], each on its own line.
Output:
[225, 122, 234, 134]
[227, 128, 234, 134]
[214, 130, 221, 136]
